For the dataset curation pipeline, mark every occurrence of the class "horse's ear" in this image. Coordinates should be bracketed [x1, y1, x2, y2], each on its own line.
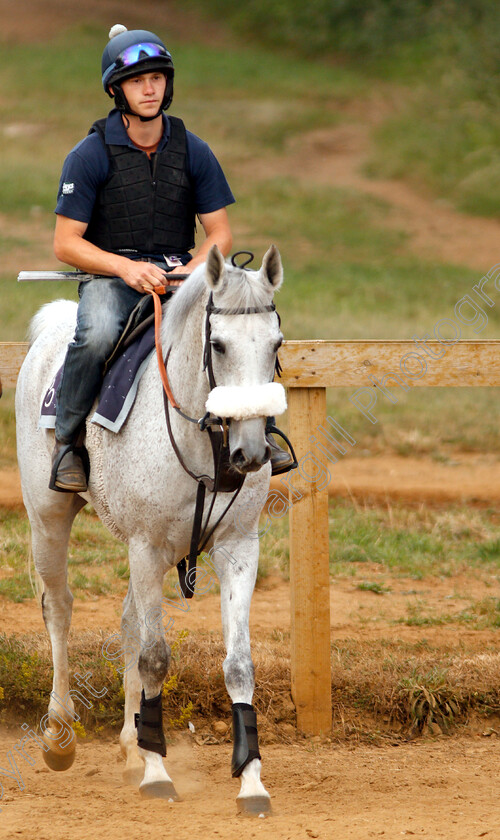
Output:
[261, 245, 283, 289]
[205, 245, 226, 290]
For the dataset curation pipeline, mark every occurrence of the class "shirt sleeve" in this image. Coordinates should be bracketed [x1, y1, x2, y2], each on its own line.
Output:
[54, 135, 109, 223]
[186, 131, 235, 215]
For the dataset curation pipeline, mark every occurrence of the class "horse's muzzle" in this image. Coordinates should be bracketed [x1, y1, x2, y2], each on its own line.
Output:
[229, 417, 271, 474]
[230, 443, 271, 474]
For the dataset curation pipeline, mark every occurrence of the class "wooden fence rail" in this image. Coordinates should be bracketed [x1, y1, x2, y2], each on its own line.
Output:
[2, 339, 500, 735]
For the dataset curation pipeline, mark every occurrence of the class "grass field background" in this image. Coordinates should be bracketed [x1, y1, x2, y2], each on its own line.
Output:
[1, 16, 500, 465]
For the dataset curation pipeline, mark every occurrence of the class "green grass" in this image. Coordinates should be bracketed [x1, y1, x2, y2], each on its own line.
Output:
[191, 0, 500, 218]
[326, 386, 500, 456]
[3, 499, 498, 604]
[0, 508, 129, 602]
[399, 596, 500, 629]
[0, 508, 270, 602]
[326, 502, 500, 580]
[258, 499, 500, 584]
[356, 581, 391, 595]
[1, 20, 500, 493]
[366, 82, 500, 218]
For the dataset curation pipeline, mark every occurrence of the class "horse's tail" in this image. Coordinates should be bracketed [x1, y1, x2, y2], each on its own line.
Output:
[28, 299, 77, 346]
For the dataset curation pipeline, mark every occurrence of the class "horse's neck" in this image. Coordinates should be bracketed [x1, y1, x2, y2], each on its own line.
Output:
[167, 294, 208, 415]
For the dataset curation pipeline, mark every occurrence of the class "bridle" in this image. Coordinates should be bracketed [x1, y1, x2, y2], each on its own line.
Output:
[148, 252, 282, 598]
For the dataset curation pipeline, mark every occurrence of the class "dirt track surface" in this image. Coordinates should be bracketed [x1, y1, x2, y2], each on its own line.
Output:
[0, 726, 498, 840]
[3, 449, 500, 512]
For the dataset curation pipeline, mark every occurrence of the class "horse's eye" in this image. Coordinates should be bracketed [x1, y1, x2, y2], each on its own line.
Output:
[211, 340, 225, 355]
[273, 337, 283, 353]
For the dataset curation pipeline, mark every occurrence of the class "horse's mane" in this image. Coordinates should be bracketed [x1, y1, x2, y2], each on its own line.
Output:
[163, 261, 272, 349]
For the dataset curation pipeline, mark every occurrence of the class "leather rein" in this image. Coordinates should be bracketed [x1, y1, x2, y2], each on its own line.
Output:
[148, 266, 280, 598]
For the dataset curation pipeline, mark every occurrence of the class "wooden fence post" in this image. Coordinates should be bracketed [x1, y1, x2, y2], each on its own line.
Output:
[287, 386, 332, 735]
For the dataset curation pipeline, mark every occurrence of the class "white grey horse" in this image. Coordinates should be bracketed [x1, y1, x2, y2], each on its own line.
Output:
[15, 245, 286, 815]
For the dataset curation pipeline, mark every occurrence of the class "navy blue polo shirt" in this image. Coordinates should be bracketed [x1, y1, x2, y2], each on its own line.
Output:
[55, 109, 235, 259]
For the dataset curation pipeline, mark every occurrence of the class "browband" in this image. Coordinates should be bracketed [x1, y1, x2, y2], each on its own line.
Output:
[208, 303, 276, 316]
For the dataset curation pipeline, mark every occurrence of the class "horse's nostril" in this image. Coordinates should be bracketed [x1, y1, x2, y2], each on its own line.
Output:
[230, 448, 245, 467]
[263, 445, 271, 464]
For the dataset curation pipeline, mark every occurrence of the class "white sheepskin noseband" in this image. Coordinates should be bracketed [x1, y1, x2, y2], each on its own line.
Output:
[205, 382, 287, 420]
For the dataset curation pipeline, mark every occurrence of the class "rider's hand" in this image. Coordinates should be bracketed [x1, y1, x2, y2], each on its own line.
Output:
[169, 264, 191, 275]
[120, 260, 167, 293]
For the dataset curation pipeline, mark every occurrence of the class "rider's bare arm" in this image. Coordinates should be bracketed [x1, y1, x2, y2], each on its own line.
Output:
[54, 215, 167, 292]
[168, 208, 233, 275]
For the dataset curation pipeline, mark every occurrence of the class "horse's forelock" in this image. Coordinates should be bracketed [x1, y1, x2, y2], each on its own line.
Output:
[214, 267, 273, 313]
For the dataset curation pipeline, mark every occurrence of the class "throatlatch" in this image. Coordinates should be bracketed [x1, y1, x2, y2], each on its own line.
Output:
[135, 689, 166, 756]
[231, 703, 261, 777]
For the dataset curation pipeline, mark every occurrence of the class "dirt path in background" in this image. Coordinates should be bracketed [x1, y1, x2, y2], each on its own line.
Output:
[1, 2, 499, 275]
[3, 450, 500, 511]
[280, 122, 500, 272]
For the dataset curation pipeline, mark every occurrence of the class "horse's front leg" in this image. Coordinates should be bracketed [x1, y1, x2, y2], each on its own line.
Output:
[215, 536, 271, 816]
[127, 538, 178, 800]
[117, 580, 145, 786]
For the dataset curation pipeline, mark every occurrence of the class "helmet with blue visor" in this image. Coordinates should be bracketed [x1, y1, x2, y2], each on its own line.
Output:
[102, 25, 174, 119]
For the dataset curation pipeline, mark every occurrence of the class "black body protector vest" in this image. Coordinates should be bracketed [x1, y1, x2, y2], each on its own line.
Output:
[85, 116, 196, 256]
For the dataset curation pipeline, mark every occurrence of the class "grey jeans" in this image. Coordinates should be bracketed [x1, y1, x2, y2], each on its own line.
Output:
[55, 276, 147, 443]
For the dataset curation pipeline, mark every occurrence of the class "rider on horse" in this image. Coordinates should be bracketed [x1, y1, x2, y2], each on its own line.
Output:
[51, 24, 294, 493]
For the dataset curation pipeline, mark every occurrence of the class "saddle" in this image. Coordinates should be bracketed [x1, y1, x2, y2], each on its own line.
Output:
[104, 287, 172, 374]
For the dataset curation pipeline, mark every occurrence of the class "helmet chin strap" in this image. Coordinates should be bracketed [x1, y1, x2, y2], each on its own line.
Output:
[113, 83, 164, 123]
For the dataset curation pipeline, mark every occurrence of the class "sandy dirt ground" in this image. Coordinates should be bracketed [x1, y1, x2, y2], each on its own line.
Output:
[0, 569, 499, 840]
[3, 449, 500, 512]
[0, 511, 499, 839]
[0, 725, 498, 840]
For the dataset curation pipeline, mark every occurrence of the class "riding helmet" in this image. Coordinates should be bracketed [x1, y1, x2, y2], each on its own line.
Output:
[101, 25, 174, 115]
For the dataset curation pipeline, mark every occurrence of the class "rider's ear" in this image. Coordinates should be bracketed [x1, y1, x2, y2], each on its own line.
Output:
[205, 244, 226, 290]
[261, 245, 283, 289]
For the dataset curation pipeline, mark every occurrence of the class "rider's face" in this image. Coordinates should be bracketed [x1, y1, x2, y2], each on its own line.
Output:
[119, 72, 167, 118]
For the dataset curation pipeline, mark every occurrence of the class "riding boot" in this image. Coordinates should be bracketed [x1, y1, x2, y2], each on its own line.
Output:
[50, 434, 89, 493]
[265, 417, 297, 476]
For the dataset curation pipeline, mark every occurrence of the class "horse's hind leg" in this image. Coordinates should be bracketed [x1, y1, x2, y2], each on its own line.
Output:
[127, 538, 178, 800]
[215, 538, 272, 816]
[28, 493, 85, 770]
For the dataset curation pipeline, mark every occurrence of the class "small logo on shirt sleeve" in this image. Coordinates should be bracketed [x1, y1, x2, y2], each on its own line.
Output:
[62, 182, 75, 195]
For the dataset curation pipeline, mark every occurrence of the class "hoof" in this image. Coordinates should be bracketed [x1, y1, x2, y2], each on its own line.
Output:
[123, 764, 145, 787]
[139, 780, 179, 801]
[43, 748, 76, 772]
[237, 795, 272, 817]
